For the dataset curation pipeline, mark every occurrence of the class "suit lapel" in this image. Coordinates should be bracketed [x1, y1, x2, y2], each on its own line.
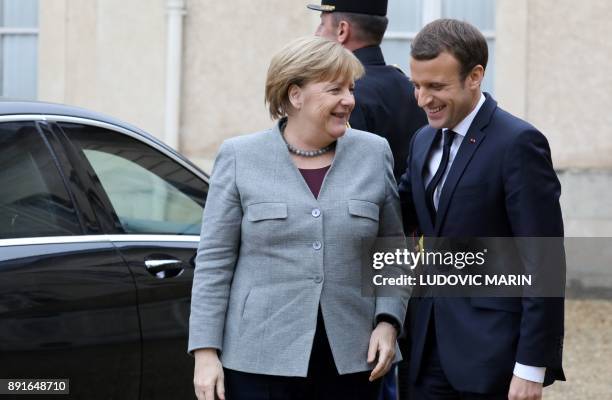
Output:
[434, 95, 498, 235]
[413, 128, 439, 234]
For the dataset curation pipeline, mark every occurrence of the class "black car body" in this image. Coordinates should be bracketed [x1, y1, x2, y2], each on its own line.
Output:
[0, 101, 209, 399]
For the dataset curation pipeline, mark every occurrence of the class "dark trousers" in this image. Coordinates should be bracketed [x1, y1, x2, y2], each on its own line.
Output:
[225, 309, 381, 400]
[411, 313, 507, 400]
[378, 364, 398, 400]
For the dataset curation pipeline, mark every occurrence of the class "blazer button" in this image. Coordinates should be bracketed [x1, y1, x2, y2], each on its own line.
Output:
[313, 275, 323, 283]
[312, 241, 322, 250]
[311, 208, 321, 218]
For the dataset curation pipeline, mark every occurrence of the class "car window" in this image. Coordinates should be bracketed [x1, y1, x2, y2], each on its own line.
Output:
[0, 121, 81, 239]
[58, 122, 206, 235]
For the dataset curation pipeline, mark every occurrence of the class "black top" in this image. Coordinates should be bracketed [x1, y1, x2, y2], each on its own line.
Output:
[299, 165, 331, 199]
[350, 46, 428, 182]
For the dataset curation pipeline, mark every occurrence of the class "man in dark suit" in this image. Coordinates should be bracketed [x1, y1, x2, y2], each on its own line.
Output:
[308, 0, 427, 182]
[398, 19, 565, 400]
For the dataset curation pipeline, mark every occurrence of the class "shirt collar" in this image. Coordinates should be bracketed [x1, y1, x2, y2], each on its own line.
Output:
[444, 92, 486, 137]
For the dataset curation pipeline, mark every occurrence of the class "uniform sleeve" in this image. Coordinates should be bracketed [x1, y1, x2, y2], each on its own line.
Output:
[375, 141, 409, 334]
[188, 140, 243, 353]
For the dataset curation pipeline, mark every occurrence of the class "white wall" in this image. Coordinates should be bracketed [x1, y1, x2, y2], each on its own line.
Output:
[39, 0, 167, 139]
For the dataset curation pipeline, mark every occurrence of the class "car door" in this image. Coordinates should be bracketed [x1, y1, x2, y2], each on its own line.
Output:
[0, 119, 141, 399]
[54, 119, 208, 400]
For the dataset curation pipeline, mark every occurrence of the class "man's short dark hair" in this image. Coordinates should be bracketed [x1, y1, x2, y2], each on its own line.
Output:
[411, 19, 488, 80]
[332, 12, 389, 46]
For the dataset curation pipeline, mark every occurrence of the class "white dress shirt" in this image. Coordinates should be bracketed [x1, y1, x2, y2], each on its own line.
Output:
[424, 92, 546, 384]
[424, 93, 485, 209]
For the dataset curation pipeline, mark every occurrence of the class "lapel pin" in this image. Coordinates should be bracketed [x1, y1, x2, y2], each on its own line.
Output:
[469, 138, 476, 144]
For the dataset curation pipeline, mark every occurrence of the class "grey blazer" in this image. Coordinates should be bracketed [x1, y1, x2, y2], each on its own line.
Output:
[188, 121, 408, 377]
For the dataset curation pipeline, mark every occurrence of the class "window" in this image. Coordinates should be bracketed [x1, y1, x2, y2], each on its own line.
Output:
[382, 0, 496, 94]
[60, 123, 207, 236]
[0, 0, 38, 99]
[0, 121, 81, 239]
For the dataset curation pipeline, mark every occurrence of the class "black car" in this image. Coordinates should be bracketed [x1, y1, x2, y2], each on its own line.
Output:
[0, 101, 209, 399]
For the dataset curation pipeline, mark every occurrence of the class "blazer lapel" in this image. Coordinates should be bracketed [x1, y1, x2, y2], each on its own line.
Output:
[413, 128, 439, 234]
[316, 128, 348, 201]
[434, 95, 498, 235]
[271, 121, 318, 202]
[271, 119, 347, 202]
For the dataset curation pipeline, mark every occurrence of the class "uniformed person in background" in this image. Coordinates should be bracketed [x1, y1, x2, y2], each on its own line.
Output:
[308, 2, 425, 399]
[308, 0, 427, 183]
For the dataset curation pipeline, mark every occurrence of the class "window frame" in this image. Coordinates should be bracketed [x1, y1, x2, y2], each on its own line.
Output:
[0, 0, 39, 98]
[0, 118, 84, 239]
[383, 0, 496, 92]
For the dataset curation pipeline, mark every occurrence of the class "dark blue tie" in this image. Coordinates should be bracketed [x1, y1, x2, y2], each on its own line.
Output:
[425, 130, 456, 223]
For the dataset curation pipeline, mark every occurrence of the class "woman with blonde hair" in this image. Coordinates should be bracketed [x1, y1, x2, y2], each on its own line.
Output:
[189, 36, 407, 400]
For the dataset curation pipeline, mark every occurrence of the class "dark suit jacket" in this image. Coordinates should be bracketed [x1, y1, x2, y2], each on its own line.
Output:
[398, 94, 565, 393]
[350, 46, 427, 182]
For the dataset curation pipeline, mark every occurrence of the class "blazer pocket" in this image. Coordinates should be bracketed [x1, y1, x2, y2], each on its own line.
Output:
[239, 287, 269, 336]
[348, 199, 380, 222]
[470, 297, 522, 313]
[247, 202, 288, 222]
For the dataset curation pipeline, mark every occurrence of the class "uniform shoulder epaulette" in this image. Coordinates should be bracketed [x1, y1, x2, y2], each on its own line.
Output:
[390, 64, 406, 75]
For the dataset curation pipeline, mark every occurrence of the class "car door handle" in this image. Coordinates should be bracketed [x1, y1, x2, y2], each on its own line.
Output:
[144, 258, 184, 274]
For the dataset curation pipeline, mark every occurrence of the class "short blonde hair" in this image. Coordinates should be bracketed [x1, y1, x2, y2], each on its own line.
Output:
[265, 36, 365, 120]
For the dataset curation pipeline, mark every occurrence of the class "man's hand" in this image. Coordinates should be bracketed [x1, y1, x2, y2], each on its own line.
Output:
[508, 374, 543, 400]
[367, 321, 397, 382]
[193, 348, 225, 400]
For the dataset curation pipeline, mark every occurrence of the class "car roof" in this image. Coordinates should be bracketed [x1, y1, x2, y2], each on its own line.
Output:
[0, 100, 153, 138]
[0, 100, 208, 179]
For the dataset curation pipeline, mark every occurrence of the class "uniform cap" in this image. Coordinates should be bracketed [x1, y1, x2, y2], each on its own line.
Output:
[307, 0, 388, 17]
